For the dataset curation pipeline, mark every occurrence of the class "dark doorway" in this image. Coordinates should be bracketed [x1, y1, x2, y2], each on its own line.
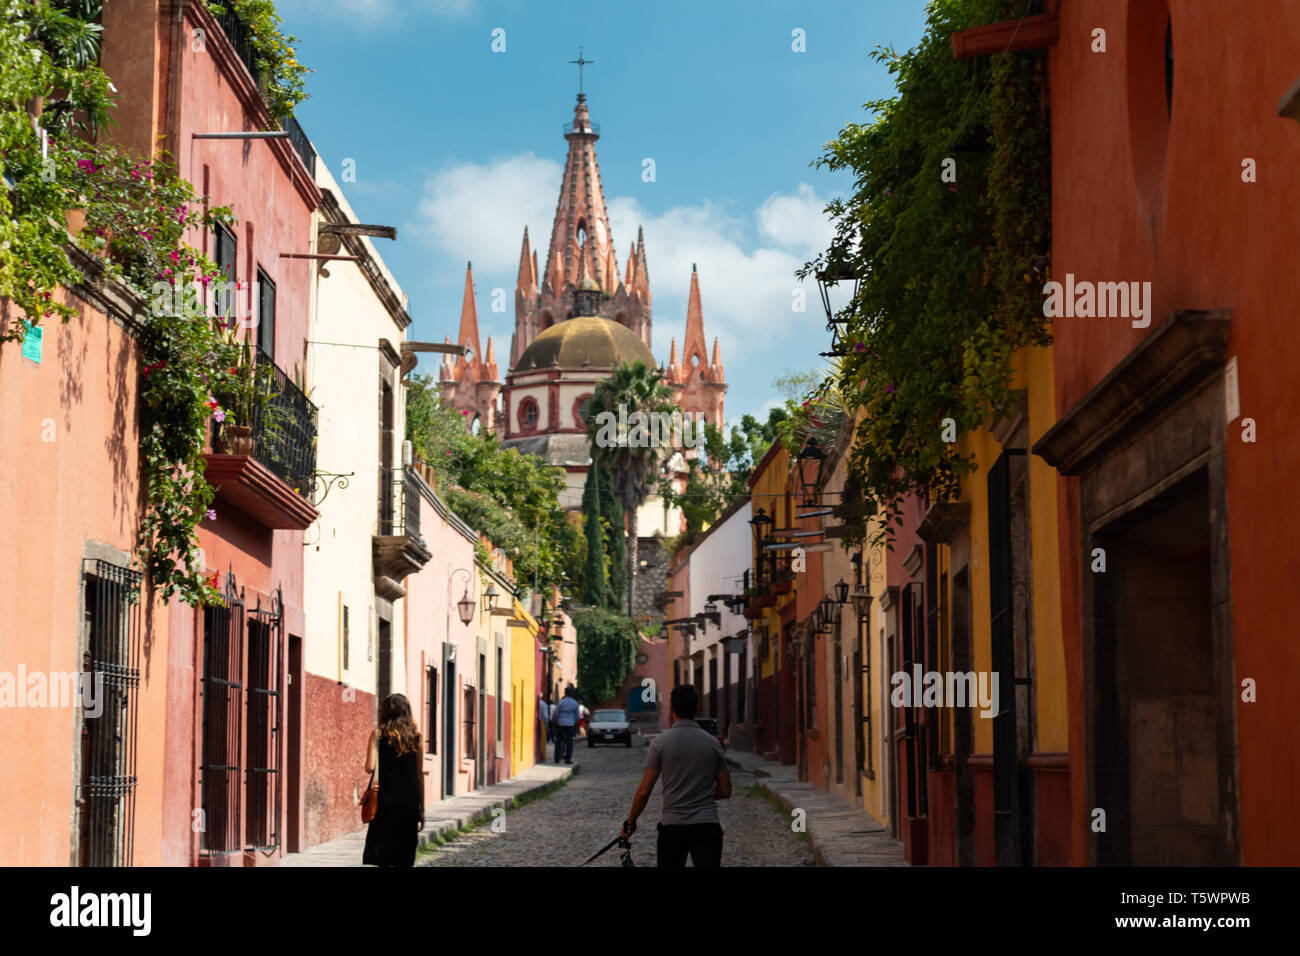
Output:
[286, 635, 302, 853]
[376, 618, 392, 712]
[476, 654, 487, 789]
[1094, 472, 1227, 865]
[442, 659, 457, 797]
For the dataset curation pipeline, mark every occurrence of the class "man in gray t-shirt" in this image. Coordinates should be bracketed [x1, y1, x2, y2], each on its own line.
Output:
[619, 685, 731, 867]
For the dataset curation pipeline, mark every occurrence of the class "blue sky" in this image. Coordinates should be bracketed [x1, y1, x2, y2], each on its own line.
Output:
[280, 0, 929, 423]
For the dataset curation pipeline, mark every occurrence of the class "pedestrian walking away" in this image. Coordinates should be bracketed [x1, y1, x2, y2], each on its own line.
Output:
[362, 693, 425, 867]
[619, 684, 730, 867]
[538, 694, 552, 743]
[552, 685, 581, 764]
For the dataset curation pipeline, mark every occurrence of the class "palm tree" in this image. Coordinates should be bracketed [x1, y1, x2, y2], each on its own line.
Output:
[584, 360, 680, 614]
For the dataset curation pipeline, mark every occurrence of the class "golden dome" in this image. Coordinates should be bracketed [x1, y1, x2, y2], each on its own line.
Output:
[517, 316, 656, 371]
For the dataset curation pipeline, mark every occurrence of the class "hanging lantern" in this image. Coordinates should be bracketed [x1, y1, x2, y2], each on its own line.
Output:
[796, 439, 828, 506]
[456, 588, 475, 625]
[834, 579, 850, 605]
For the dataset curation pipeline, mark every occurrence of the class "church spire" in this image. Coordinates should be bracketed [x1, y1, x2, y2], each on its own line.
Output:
[541, 92, 618, 306]
[516, 227, 536, 295]
[681, 263, 707, 370]
[457, 261, 482, 370]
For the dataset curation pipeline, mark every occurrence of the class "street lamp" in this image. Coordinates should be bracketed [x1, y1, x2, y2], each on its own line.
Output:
[797, 439, 827, 506]
[456, 588, 476, 626]
[819, 596, 835, 634]
[483, 582, 499, 614]
[815, 261, 860, 330]
[851, 590, 872, 622]
[834, 579, 850, 605]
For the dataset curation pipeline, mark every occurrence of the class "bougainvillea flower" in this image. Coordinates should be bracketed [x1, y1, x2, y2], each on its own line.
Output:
[205, 509, 217, 521]
[212, 409, 225, 423]
[206, 396, 219, 411]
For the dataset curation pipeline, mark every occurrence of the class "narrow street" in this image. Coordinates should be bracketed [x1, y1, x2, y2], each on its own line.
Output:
[419, 737, 815, 867]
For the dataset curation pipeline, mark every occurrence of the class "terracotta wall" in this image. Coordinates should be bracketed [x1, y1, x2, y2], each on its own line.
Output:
[1049, 0, 1300, 863]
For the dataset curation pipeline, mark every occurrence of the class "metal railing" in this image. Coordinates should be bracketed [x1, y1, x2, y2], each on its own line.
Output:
[251, 355, 318, 501]
[282, 115, 316, 176]
[213, 8, 315, 176]
[378, 466, 422, 540]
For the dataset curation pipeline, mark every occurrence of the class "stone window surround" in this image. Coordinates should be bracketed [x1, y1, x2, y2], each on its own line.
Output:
[1033, 308, 1239, 865]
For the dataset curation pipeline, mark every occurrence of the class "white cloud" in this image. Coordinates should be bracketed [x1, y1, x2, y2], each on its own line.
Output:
[606, 183, 838, 366]
[756, 182, 837, 254]
[409, 152, 561, 275]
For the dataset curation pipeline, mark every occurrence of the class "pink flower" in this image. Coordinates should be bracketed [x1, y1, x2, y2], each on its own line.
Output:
[206, 396, 219, 412]
[205, 509, 217, 521]
[884, 384, 894, 394]
[213, 409, 225, 423]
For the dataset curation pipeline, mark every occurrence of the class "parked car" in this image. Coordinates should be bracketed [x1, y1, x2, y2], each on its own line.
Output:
[694, 717, 724, 748]
[588, 708, 632, 747]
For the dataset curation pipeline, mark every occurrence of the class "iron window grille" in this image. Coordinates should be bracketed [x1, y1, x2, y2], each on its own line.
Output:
[201, 572, 245, 855]
[79, 561, 142, 867]
[245, 589, 283, 852]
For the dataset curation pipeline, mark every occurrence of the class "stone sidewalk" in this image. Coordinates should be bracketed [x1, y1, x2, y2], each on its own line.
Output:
[725, 750, 908, 867]
[279, 762, 575, 867]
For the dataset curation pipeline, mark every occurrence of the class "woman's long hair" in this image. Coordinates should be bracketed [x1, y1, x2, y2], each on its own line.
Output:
[378, 693, 421, 756]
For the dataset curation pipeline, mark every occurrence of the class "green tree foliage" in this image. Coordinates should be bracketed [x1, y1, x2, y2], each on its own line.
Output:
[600, 470, 626, 612]
[799, 0, 1050, 543]
[405, 374, 577, 595]
[572, 606, 641, 706]
[585, 360, 679, 613]
[579, 465, 608, 607]
[663, 407, 788, 535]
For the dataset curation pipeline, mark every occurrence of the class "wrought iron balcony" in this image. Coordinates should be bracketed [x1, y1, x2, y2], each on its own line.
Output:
[378, 466, 422, 540]
[373, 467, 431, 599]
[206, 357, 319, 531]
[252, 356, 318, 501]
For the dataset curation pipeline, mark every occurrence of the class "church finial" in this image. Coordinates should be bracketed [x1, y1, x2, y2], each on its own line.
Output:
[569, 46, 595, 99]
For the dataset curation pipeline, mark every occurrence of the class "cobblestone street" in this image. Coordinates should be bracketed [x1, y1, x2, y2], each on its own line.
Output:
[419, 737, 815, 867]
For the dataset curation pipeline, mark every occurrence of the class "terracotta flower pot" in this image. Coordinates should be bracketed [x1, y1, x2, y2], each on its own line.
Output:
[214, 424, 256, 456]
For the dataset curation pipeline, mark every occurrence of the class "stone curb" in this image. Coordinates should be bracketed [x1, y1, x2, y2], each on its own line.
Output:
[416, 764, 577, 852]
[724, 751, 906, 868]
[280, 763, 576, 867]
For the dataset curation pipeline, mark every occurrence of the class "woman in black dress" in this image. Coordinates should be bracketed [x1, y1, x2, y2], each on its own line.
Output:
[362, 694, 425, 867]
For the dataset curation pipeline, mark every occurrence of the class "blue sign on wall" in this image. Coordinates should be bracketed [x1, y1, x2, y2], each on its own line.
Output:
[21, 321, 42, 365]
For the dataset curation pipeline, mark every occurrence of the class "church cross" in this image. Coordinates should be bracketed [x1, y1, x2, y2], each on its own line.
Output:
[569, 46, 595, 95]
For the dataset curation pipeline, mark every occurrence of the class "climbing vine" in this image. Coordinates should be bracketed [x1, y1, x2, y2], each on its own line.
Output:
[799, 0, 1050, 545]
[2, 2, 245, 605]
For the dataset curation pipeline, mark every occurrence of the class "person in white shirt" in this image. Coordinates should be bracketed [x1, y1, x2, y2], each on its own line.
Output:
[538, 695, 551, 743]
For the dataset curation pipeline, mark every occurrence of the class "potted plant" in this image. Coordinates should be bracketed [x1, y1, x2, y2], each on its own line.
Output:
[210, 326, 279, 456]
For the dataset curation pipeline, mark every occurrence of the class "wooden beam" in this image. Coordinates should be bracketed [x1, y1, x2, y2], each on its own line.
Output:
[319, 223, 398, 240]
[951, 12, 1058, 60]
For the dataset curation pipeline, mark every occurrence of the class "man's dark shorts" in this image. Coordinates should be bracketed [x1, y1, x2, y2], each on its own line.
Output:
[656, 822, 723, 867]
